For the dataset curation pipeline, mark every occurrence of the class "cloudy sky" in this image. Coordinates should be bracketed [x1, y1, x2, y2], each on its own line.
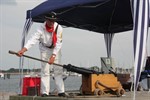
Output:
[0, 0, 150, 70]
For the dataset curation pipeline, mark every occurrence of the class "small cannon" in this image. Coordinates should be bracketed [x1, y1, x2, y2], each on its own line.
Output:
[63, 64, 125, 97]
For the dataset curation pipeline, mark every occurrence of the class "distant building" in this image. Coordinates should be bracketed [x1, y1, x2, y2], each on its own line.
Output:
[100, 57, 115, 73]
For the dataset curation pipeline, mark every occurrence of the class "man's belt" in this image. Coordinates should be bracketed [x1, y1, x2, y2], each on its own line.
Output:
[40, 42, 54, 49]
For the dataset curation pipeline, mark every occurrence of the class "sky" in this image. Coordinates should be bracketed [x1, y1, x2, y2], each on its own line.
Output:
[0, 0, 150, 70]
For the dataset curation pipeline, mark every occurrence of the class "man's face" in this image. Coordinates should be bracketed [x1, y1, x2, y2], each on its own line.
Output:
[46, 19, 54, 27]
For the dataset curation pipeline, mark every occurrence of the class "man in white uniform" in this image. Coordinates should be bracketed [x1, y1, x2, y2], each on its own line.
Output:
[17, 12, 68, 97]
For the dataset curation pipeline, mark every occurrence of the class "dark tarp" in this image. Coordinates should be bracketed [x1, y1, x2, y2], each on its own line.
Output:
[26, 0, 134, 33]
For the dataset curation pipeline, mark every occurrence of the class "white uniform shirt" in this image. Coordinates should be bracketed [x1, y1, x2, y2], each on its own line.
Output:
[24, 22, 63, 55]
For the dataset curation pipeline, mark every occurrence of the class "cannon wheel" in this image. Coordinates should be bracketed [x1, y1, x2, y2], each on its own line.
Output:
[116, 88, 125, 97]
[94, 88, 103, 96]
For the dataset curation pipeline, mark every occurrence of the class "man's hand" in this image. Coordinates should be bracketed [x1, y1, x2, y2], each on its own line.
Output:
[17, 47, 27, 57]
[48, 54, 56, 64]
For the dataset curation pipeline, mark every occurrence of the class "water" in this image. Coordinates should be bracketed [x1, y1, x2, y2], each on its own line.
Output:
[0, 74, 82, 93]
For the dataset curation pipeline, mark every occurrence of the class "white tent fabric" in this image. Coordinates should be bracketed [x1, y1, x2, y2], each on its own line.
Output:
[19, 18, 33, 94]
[133, 0, 149, 99]
[104, 33, 114, 58]
[133, 0, 149, 89]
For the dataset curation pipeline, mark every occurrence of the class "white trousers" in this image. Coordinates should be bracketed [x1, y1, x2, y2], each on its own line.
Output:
[40, 50, 64, 95]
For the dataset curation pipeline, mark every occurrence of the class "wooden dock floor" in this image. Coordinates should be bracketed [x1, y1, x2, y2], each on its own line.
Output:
[9, 91, 150, 100]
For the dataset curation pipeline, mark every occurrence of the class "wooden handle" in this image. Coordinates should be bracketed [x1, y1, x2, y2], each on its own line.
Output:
[8, 50, 63, 67]
[9, 50, 18, 55]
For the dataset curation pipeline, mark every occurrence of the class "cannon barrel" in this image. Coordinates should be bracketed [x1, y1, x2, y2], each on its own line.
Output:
[63, 64, 102, 75]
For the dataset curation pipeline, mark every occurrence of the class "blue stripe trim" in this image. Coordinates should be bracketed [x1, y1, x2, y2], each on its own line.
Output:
[135, 0, 144, 89]
[133, 0, 140, 57]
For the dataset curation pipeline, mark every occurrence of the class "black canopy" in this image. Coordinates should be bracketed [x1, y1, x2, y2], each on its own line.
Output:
[26, 0, 133, 33]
